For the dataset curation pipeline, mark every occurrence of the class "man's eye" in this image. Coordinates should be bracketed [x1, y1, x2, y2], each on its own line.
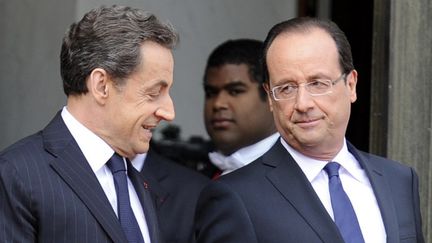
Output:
[228, 89, 242, 96]
[279, 85, 296, 94]
[309, 80, 331, 89]
[204, 89, 217, 98]
[146, 92, 160, 100]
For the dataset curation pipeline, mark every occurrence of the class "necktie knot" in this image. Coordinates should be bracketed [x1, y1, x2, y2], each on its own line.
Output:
[324, 161, 341, 178]
[107, 153, 127, 174]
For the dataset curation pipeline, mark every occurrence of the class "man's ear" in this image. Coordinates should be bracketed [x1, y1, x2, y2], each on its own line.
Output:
[88, 68, 110, 105]
[263, 83, 274, 112]
[347, 69, 358, 103]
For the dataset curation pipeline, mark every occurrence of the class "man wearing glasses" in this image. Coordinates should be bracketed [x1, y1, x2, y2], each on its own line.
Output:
[195, 17, 424, 243]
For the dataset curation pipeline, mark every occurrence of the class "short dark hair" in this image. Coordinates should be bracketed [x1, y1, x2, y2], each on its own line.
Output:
[262, 17, 354, 83]
[60, 5, 178, 96]
[204, 39, 266, 99]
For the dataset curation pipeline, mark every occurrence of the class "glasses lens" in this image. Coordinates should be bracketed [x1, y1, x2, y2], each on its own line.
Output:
[274, 84, 297, 100]
[306, 80, 332, 95]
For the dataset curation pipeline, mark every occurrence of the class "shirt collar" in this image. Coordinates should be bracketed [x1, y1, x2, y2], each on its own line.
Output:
[209, 133, 280, 174]
[131, 153, 147, 172]
[61, 106, 114, 173]
[333, 143, 367, 184]
[231, 132, 280, 164]
[281, 138, 367, 184]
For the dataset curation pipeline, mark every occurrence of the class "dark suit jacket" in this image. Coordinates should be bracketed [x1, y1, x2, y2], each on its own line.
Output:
[0, 112, 161, 243]
[195, 140, 424, 243]
[141, 149, 209, 243]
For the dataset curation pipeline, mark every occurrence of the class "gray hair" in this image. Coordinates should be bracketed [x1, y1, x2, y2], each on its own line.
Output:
[60, 5, 179, 96]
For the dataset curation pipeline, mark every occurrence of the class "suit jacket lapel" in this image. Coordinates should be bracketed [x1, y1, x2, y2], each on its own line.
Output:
[348, 143, 399, 243]
[141, 149, 169, 208]
[43, 112, 127, 243]
[140, 149, 170, 210]
[128, 165, 161, 243]
[264, 141, 344, 243]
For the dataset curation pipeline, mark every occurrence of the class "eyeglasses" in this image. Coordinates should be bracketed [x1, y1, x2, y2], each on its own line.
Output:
[269, 73, 348, 101]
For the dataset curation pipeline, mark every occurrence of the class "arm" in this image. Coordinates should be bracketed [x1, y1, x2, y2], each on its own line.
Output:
[0, 157, 36, 242]
[194, 181, 258, 243]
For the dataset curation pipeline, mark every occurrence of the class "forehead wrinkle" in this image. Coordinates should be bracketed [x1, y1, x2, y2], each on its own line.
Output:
[136, 80, 169, 95]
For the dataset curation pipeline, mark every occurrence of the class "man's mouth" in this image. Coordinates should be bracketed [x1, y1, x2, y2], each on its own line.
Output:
[211, 118, 234, 129]
[294, 117, 321, 128]
[142, 124, 156, 130]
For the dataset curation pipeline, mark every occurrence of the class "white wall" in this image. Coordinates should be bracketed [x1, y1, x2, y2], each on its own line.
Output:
[0, 0, 296, 149]
[0, 0, 76, 150]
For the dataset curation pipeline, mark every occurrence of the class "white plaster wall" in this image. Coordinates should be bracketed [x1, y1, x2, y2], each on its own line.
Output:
[0, 0, 76, 150]
[0, 0, 296, 149]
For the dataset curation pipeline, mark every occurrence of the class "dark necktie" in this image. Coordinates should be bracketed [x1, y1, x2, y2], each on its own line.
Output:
[107, 153, 145, 243]
[324, 162, 365, 243]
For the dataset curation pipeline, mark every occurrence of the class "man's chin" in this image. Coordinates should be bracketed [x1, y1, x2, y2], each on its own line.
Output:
[133, 142, 150, 155]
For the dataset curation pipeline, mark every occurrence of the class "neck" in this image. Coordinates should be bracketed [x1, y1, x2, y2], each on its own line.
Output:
[289, 140, 344, 161]
[66, 95, 107, 140]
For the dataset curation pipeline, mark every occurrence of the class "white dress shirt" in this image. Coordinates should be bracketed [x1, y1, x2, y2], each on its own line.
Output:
[281, 138, 386, 243]
[61, 107, 151, 243]
[131, 153, 146, 172]
[209, 133, 280, 175]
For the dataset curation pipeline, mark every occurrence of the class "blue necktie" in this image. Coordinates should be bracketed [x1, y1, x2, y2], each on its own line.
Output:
[107, 153, 145, 243]
[324, 162, 365, 243]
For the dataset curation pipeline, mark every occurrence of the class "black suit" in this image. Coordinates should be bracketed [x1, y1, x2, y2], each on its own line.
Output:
[195, 140, 424, 243]
[0, 112, 161, 242]
[141, 149, 209, 243]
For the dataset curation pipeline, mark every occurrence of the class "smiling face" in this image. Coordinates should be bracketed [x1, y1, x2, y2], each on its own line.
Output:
[204, 63, 275, 155]
[102, 41, 175, 157]
[265, 28, 357, 160]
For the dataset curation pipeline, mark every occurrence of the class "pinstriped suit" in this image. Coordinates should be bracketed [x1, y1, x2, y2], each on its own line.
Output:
[0, 112, 161, 243]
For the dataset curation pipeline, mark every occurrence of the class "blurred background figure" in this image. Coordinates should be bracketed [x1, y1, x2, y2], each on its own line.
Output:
[151, 39, 279, 179]
[202, 39, 279, 178]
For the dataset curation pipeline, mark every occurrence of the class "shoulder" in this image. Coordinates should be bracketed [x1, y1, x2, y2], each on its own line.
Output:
[357, 149, 415, 174]
[216, 140, 285, 187]
[0, 131, 44, 166]
[144, 149, 209, 188]
[195, 179, 258, 243]
[0, 132, 46, 206]
[348, 142, 413, 171]
[350, 145, 418, 184]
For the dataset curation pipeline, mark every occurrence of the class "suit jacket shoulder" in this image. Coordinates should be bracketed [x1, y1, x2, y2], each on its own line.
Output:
[349, 144, 424, 242]
[143, 149, 209, 243]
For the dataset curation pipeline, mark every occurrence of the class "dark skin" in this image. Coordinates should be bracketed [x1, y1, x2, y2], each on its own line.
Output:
[204, 64, 276, 155]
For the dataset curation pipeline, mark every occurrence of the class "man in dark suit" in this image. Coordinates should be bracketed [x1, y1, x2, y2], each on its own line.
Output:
[195, 17, 424, 242]
[0, 5, 178, 242]
[134, 149, 209, 243]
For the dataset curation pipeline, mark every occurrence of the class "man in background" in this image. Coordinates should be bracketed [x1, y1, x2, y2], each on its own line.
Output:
[202, 39, 278, 178]
[1, 5, 178, 242]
